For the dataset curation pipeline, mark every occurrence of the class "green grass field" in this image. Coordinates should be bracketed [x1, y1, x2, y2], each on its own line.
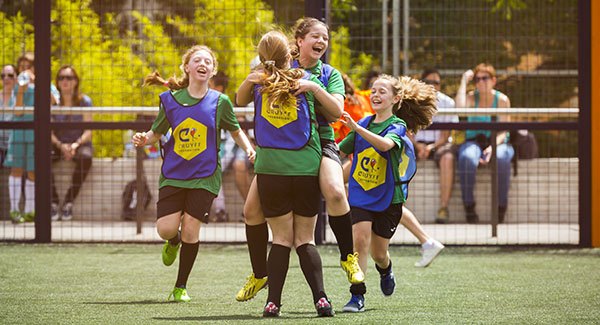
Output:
[1, 243, 599, 324]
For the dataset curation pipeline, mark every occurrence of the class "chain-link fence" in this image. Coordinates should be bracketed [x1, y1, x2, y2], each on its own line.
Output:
[0, 0, 582, 245]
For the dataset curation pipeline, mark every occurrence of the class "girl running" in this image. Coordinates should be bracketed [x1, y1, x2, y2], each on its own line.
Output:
[133, 45, 255, 302]
[338, 75, 437, 312]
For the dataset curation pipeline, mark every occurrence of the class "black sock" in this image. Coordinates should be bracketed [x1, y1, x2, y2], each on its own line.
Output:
[296, 243, 326, 303]
[375, 259, 392, 276]
[328, 212, 354, 261]
[175, 241, 200, 288]
[267, 244, 291, 306]
[349, 282, 367, 296]
[168, 231, 181, 247]
[245, 222, 269, 278]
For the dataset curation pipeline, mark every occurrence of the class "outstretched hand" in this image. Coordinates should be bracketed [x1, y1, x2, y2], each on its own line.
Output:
[340, 111, 359, 131]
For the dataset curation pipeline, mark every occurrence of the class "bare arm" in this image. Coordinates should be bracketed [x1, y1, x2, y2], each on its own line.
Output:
[132, 130, 161, 147]
[294, 79, 343, 121]
[455, 69, 474, 108]
[236, 71, 262, 106]
[340, 112, 395, 152]
[229, 128, 256, 163]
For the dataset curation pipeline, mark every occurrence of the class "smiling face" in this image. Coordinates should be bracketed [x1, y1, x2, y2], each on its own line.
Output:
[185, 49, 215, 84]
[370, 78, 401, 114]
[297, 23, 329, 63]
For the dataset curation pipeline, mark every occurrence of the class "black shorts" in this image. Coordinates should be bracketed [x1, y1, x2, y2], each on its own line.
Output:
[320, 139, 342, 166]
[156, 186, 216, 223]
[351, 203, 403, 239]
[257, 174, 320, 218]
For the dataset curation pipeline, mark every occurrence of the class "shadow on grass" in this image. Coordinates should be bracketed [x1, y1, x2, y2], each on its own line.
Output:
[85, 300, 172, 305]
[153, 315, 263, 321]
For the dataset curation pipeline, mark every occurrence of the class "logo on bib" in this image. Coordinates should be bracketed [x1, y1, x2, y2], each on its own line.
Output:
[173, 117, 207, 160]
[353, 147, 387, 191]
[262, 96, 298, 128]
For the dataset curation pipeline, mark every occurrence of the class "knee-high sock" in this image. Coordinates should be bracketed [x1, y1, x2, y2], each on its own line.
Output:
[296, 243, 326, 303]
[175, 241, 200, 288]
[24, 179, 35, 213]
[245, 222, 268, 278]
[328, 212, 354, 260]
[266, 244, 290, 306]
[8, 176, 22, 212]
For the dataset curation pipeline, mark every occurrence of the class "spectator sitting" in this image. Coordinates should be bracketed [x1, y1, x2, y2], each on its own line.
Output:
[50, 65, 93, 221]
[455, 63, 514, 224]
[411, 68, 458, 224]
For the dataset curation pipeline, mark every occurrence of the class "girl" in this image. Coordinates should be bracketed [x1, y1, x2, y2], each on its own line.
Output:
[132, 45, 255, 302]
[237, 30, 334, 317]
[235, 17, 362, 303]
[338, 75, 437, 312]
[50, 65, 93, 221]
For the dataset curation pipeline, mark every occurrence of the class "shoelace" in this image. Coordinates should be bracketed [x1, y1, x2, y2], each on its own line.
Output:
[242, 275, 255, 292]
[347, 253, 361, 273]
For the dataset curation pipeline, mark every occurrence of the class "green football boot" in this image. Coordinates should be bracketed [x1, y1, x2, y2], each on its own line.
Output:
[168, 287, 191, 302]
[161, 241, 181, 266]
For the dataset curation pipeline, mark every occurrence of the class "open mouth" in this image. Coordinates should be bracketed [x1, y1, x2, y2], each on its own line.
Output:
[312, 45, 324, 55]
[371, 98, 382, 105]
[196, 67, 208, 76]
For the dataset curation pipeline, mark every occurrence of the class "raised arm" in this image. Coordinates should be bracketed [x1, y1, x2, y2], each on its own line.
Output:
[455, 69, 474, 109]
[340, 112, 395, 152]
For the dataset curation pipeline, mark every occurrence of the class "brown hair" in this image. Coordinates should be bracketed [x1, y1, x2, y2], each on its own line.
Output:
[473, 63, 496, 78]
[395, 76, 438, 134]
[290, 17, 329, 59]
[144, 45, 218, 90]
[258, 31, 304, 109]
[55, 65, 83, 106]
[17, 52, 34, 73]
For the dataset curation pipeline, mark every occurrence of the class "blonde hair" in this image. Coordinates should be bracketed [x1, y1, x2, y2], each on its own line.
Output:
[144, 45, 218, 90]
[395, 76, 438, 134]
[258, 31, 303, 108]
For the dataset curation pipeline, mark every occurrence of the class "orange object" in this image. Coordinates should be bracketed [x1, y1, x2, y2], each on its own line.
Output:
[333, 92, 374, 143]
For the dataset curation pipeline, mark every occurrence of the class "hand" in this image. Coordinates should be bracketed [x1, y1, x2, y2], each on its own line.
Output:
[293, 79, 318, 96]
[132, 132, 148, 147]
[415, 142, 429, 160]
[246, 148, 256, 164]
[462, 69, 474, 83]
[340, 112, 359, 131]
[245, 70, 264, 84]
[70, 142, 80, 157]
[60, 143, 74, 161]
[480, 146, 492, 165]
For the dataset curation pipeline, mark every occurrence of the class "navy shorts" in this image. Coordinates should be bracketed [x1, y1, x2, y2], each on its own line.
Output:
[320, 139, 342, 166]
[157, 186, 216, 223]
[351, 203, 403, 239]
[257, 174, 320, 218]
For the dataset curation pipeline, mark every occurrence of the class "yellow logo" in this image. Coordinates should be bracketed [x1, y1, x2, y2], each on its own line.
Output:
[353, 147, 387, 191]
[261, 96, 298, 128]
[173, 117, 207, 160]
[398, 149, 410, 177]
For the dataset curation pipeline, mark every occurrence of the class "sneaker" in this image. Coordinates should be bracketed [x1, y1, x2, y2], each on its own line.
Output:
[415, 239, 445, 268]
[315, 297, 334, 317]
[380, 270, 396, 296]
[340, 253, 365, 284]
[10, 210, 24, 224]
[168, 287, 191, 302]
[61, 202, 73, 221]
[435, 207, 449, 224]
[22, 211, 35, 222]
[263, 301, 280, 317]
[161, 241, 181, 266]
[51, 203, 60, 221]
[236, 273, 268, 302]
[342, 294, 365, 313]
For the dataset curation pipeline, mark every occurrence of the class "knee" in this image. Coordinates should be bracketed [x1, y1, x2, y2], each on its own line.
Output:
[370, 250, 388, 264]
[243, 204, 262, 224]
[322, 182, 346, 205]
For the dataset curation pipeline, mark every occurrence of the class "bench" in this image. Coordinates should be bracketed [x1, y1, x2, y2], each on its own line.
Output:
[50, 157, 578, 223]
[406, 158, 579, 223]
